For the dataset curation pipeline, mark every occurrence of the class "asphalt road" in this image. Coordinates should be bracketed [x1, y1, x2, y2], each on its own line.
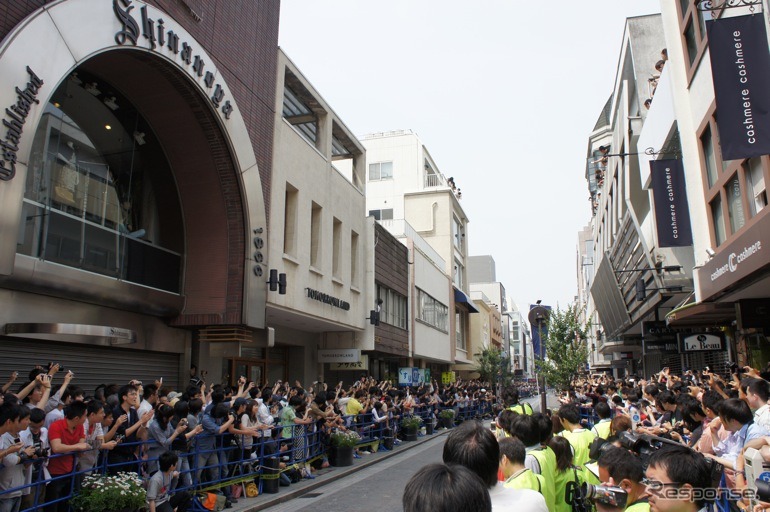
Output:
[261, 434, 446, 512]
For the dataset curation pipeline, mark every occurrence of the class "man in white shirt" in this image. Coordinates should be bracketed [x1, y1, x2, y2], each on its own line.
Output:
[746, 378, 770, 432]
[138, 384, 158, 417]
[442, 421, 548, 512]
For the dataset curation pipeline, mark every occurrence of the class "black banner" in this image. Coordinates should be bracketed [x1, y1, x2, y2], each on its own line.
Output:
[707, 15, 770, 161]
[650, 159, 693, 247]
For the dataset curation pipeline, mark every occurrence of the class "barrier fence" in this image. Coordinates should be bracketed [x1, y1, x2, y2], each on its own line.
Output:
[1, 399, 494, 511]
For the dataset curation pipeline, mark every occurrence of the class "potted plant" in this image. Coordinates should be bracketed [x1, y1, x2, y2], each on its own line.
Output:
[70, 472, 146, 512]
[400, 416, 423, 442]
[328, 429, 360, 467]
[438, 409, 456, 429]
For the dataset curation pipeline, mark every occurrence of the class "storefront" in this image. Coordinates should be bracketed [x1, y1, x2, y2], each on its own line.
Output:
[0, 0, 277, 389]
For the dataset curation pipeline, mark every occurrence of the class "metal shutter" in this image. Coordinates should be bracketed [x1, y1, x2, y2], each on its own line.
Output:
[0, 337, 181, 396]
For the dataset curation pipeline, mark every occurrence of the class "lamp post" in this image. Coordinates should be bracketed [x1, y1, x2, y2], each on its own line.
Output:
[528, 304, 550, 414]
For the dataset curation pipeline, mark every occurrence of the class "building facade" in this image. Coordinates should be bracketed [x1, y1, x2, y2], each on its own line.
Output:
[0, 0, 279, 390]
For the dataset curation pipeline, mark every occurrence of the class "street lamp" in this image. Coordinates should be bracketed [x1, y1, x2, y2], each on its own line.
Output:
[528, 303, 550, 414]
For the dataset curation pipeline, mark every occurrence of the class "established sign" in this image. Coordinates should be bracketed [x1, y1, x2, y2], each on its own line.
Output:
[112, 0, 234, 119]
[318, 349, 360, 363]
[0, 67, 43, 181]
[306, 288, 350, 311]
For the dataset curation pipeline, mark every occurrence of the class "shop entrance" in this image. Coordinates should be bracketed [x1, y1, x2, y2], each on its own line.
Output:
[224, 347, 288, 387]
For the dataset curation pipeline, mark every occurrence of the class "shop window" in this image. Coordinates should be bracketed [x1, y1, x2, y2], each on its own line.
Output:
[745, 158, 768, 217]
[20, 69, 183, 293]
[710, 195, 726, 247]
[726, 174, 746, 234]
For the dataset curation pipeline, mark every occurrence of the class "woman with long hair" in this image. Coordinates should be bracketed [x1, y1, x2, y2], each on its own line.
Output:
[548, 435, 582, 512]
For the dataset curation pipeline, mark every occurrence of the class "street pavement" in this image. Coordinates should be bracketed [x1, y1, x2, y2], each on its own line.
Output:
[231, 392, 558, 512]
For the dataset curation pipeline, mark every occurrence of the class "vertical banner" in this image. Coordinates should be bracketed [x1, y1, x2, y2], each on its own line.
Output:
[650, 159, 693, 247]
[529, 304, 551, 360]
[707, 15, 770, 161]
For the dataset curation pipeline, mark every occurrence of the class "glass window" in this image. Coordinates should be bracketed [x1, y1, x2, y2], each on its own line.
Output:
[20, 69, 182, 293]
[456, 312, 466, 350]
[452, 216, 463, 250]
[685, 21, 698, 66]
[711, 195, 726, 246]
[701, 126, 718, 187]
[368, 161, 393, 181]
[417, 289, 448, 332]
[726, 175, 746, 234]
[745, 158, 768, 217]
[377, 284, 407, 330]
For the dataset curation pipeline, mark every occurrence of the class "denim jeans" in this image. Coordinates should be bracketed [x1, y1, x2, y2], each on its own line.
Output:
[0, 497, 21, 512]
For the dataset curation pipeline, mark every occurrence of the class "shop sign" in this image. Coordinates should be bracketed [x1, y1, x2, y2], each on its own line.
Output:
[642, 320, 677, 340]
[650, 159, 693, 247]
[306, 288, 350, 311]
[112, 0, 234, 119]
[680, 332, 726, 352]
[330, 355, 368, 371]
[643, 339, 679, 354]
[441, 371, 456, 385]
[318, 349, 359, 363]
[0, 67, 43, 181]
[398, 367, 415, 386]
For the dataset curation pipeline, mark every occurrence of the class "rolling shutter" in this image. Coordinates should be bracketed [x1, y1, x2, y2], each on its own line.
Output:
[0, 337, 181, 396]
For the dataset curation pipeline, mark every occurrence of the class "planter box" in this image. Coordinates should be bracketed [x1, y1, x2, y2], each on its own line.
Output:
[402, 425, 418, 442]
[329, 445, 354, 467]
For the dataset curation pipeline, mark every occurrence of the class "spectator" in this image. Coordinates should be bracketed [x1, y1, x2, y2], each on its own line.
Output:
[0, 403, 35, 512]
[592, 402, 612, 439]
[108, 384, 153, 475]
[442, 421, 547, 511]
[548, 436, 581, 512]
[43, 370, 75, 415]
[746, 378, 770, 432]
[147, 404, 194, 474]
[198, 402, 235, 503]
[138, 384, 159, 417]
[146, 451, 191, 512]
[78, 401, 118, 476]
[403, 463, 490, 512]
[19, 407, 49, 510]
[47, 400, 90, 512]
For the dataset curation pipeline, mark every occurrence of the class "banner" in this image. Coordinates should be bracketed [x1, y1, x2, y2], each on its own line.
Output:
[650, 159, 693, 247]
[707, 15, 770, 161]
[529, 304, 551, 360]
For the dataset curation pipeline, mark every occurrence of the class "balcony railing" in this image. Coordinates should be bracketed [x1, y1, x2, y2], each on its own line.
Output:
[424, 173, 443, 188]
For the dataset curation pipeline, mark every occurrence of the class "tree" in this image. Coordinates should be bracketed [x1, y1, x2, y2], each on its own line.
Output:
[474, 346, 512, 386]
[534, 303, 590, 391]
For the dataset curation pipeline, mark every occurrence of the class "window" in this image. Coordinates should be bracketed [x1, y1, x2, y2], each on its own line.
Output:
[726, 175, 746, 234]
[332, 217, 342, 278]
[700, 115, 770, 247]
[368, 161, 393, 181]
[678, 0, 709, 76]
[376, 284, 408, 329]
[19, 68, 183, 293]
[452, 216, 464, 251]
[282, 76, 319, 147]
[283, 183, 298, 256]
[745, 158, 768, 217]
[417, 289, 448, 332]
[456, 312, 466, 351]
[453, 259, 464, 289]
[351, 231, 359, 287]
[310, 202, 322, 268]
[369, 209, 393, 221]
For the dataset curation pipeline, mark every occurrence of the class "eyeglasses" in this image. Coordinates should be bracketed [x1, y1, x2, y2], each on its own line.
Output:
[642, 478, 682, 491]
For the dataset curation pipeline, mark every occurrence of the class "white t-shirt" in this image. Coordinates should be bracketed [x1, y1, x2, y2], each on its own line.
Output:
[488, 483, 548, 512]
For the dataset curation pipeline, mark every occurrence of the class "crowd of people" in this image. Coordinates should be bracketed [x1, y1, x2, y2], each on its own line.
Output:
[0, 363, 501, 511]
[405, 363, 770, 512]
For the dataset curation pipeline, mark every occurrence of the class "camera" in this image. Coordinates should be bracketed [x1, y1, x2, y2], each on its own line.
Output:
[582, 483, 628, 508]
[115, 434, 125, 443]
[33, 442, 49, 458]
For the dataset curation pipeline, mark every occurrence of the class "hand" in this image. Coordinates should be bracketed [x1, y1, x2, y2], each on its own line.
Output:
[115, 414, 128, 427]
[47, 363, 60, 376]
[192, 425, 204, 435]
[36, 374, 52, 389]
[745, 366, 760, 378]
[76, 443, 92, 451]
[102, 440, 118, 450]
[8, 371, 17, 382]
[238, 376, 246, 386]
[140, 410, 154, 425]
[21, 445, 36, 458]
[175, 423, 187, 433]
[64, 371, 74, 383]
[6, 442, 23, 455]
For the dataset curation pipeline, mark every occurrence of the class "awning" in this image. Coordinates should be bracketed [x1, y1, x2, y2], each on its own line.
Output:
[453, 288, 479, 313]
[665, 302, 735, 328]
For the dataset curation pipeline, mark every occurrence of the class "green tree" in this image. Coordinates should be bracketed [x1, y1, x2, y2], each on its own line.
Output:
[474, 346, 512, 385]
[534, 303, 590, 391]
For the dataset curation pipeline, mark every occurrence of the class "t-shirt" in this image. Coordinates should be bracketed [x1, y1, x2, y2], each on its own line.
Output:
[488, 483, 548, 512]
[146, 470, 176, 505]
[345, 398, 363, 416]
[0, 432, 24, 498]
[47, 419, 85, 475]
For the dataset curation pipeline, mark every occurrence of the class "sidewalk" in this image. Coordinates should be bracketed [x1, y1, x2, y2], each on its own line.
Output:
[224, 429, 450, 512]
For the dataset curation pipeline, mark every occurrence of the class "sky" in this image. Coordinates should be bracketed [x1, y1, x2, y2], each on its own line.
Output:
[278, 1, 662, 313]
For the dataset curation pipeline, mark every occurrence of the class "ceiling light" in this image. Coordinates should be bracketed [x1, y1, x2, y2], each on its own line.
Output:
[105, 124, 112, 130]
[104, 96, 119, 110]
[52, 102, 61, 108]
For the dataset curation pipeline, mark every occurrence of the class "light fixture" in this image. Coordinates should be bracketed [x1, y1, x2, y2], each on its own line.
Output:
[706, 248, 716, 259]
[104, 96, 119, 110]
[133, 131, 146, 146]
[52, 101, 61, 108]
[84, 82, 101, 96]
[105, 124, 112, 130]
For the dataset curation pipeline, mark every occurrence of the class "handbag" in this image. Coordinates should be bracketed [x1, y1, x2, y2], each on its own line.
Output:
[231, 483, 243, 499]
[245, 481, 259, 497]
